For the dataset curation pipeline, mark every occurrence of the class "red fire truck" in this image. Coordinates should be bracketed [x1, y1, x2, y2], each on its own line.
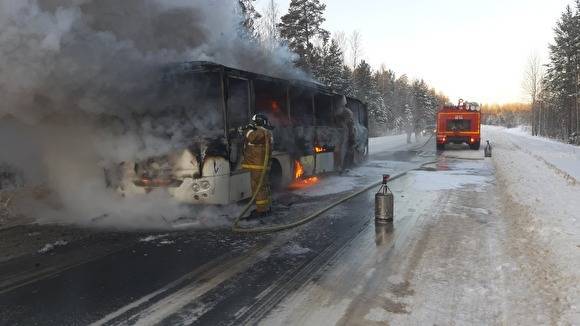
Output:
[436, 100, 481, 150]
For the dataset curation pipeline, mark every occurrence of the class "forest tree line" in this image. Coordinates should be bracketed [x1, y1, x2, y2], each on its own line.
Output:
[239, 0, 448, 137]
[481, 103, 531, 128]
[524, 0, 580, 143]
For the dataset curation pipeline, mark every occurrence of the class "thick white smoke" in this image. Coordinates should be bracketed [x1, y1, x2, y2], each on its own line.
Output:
[0, 0, 301, 229]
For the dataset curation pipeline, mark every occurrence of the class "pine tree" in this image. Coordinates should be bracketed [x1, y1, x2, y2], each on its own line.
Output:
[394, 75, 411, 133]
[311, 39, 344, 90]
[375, 68, 397, 130]
[278, 0, 330, 71]
[545, 4, 580, 138]
[412, 79, 434, 131]
[335, 65, 354, 97]
[353, 61, 386, 126]
[239, 0, 262, 36]
[353, 61, 373, 101]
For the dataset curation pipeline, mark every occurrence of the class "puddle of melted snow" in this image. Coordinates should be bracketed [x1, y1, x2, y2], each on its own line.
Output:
[409, 169, 489, 192]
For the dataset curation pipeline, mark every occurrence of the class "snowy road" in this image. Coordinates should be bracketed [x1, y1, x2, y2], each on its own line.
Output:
[0, 129, 578, 325]
[260, 150, 555, 325]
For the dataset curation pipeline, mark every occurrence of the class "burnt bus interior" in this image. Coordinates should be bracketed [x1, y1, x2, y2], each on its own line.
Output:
[161, 61, 368, 180]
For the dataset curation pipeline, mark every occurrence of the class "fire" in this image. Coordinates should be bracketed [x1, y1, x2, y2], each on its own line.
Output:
[290, 160, 320, 189]
[271, 100, 280, 113]
[294, 160, 304, 179]
[314, 146, 325, 153]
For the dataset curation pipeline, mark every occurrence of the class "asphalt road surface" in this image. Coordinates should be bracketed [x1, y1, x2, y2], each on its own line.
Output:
[3, 140, 542, 325]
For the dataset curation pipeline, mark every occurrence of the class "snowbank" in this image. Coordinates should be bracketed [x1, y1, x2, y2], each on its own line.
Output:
[485, 125, 580, 323]
[369, 134, 411, 154]
[487, 125, 580, 181]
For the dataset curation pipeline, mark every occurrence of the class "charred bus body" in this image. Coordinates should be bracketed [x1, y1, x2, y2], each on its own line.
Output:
[115, 61, 369, 204]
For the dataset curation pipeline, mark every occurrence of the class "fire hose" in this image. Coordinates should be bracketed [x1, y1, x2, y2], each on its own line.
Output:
[232, 138, 437, 233]
[413, 133, 435, 150]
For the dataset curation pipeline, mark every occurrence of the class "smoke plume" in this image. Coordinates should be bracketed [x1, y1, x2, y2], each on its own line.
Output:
[0, 0, 301, 229]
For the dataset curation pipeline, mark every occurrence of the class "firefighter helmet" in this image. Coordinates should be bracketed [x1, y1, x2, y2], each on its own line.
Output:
[251, 113, 269, 127]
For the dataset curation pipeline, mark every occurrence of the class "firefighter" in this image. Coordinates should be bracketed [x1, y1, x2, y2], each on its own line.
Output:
[334, 96, 355, 170]
[484, 140, 492, 157]
[240, 114, 274, 218]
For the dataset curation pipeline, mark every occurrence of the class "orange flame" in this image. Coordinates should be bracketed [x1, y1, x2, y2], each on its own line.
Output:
[314, 146, 325, 153]
[271, 101, 280, 113]
[294, 160, 304, 179]
[290, 160, 320, 189]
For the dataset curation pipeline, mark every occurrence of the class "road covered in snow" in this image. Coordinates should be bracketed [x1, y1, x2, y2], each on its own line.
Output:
[0, 128, 578, 325]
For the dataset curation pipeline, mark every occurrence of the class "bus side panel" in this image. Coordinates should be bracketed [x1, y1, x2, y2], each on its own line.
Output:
[315, 152, 334, 174]
[229, 171, 251, 202]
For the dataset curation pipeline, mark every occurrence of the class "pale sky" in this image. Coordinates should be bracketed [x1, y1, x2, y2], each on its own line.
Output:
[256, 0, 574, 103]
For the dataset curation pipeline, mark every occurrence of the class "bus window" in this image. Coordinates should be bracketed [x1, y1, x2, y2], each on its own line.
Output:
[254, 79, 289, 127]
[290, 87, 314, 126]
[347, 100, 360, 124]
[347, 100, 367, 126]
[150, 72, 223, 140]
[361, 105, 368, 127]
[314, 94, 333, 126]
[227, 78, 249, 129]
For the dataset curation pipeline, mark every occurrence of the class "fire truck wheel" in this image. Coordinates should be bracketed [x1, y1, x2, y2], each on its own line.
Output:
[436, 143, 445, 150]
[470, 142, 481, 150]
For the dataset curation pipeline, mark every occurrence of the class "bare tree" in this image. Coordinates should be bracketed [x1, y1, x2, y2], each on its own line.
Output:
[332, 31, 347, 64]
[349, 30, 363, 69]
[260, 0, 280, 49]
[522, 53, 544, 135]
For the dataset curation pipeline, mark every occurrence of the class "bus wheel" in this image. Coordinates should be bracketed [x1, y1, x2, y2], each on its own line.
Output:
[269, 160, 283, 191]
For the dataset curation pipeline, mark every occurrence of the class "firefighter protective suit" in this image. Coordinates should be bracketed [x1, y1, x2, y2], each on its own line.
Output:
[334, 96, 356, 170]
[241, 126, 274, 214]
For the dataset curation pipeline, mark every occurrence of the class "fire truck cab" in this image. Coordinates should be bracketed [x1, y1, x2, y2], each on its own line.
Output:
[436, 99, 481, 150]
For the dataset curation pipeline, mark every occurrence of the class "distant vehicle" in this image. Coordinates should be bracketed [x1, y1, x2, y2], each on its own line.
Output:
[436, 99, 481, 150]
[421, 124, 436, 137]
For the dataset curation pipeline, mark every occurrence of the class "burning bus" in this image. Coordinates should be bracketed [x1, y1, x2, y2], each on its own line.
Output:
[113, 61, 369, 205]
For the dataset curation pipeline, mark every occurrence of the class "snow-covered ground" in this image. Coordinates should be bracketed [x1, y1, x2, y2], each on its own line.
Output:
[499, 125, 580, 181]
[291, 133, 427, 197]
[486, 125, 580, 323]
[369, 133, 412, 154]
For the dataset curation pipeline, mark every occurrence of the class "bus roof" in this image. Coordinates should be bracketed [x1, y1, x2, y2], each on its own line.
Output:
[165, 61, 366, 105]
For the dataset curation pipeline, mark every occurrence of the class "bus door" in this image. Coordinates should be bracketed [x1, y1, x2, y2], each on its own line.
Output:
[226, 77, 250, 169]
[314, 93, 337, 173]
[290, 87, 316, 176]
